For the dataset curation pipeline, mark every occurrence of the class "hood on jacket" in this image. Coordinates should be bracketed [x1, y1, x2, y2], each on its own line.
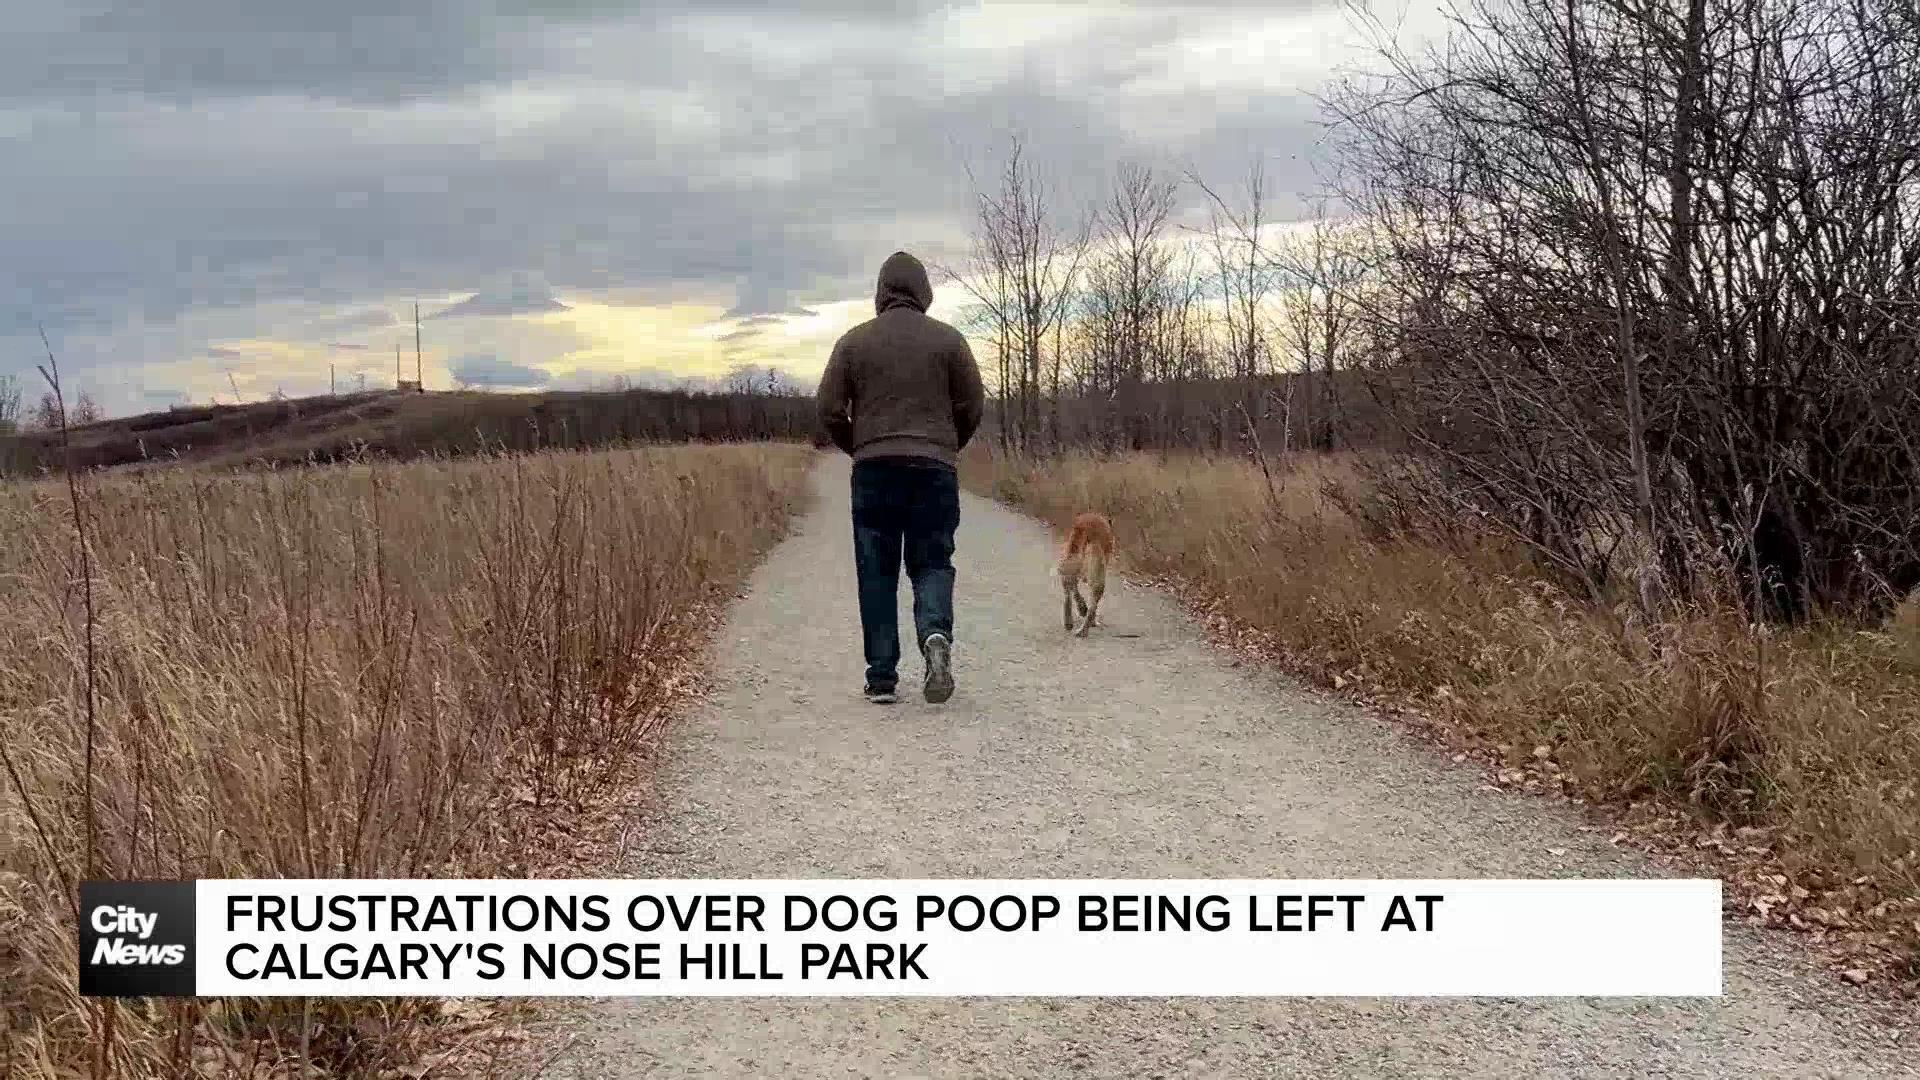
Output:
[875, 251, 934, 315]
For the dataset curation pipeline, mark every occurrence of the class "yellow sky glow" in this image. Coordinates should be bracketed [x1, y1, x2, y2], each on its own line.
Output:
[546, 298, 863, 382]
[190, 215, 1365, 403]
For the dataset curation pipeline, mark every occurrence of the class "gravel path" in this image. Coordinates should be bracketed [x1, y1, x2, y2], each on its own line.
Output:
[556, 454, 1913, 1079]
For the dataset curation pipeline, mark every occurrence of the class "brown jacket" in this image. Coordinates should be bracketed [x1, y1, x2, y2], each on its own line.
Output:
[816, 251, 985, 468]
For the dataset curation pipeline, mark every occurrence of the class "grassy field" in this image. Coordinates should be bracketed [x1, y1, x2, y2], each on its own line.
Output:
[967, 447, 1920, 972]
[0, 442, 815, 1076]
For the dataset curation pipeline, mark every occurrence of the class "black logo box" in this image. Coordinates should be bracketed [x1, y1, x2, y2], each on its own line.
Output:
[79, 880, 197, 998]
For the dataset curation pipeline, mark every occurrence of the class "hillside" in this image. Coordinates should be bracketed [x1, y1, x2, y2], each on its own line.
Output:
[0, 386, 818, 476]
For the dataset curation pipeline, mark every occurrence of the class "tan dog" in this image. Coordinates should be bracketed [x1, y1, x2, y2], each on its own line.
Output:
[1056, 512, 1113, 636]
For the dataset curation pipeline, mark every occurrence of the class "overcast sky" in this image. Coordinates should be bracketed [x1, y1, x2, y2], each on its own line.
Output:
[2, 1, 1433, 415]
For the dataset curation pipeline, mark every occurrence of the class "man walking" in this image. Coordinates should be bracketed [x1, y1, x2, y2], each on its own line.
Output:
[816, 250, 986, 705]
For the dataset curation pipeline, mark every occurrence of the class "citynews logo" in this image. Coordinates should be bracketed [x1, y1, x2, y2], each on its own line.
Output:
[79, 881, 197, 997]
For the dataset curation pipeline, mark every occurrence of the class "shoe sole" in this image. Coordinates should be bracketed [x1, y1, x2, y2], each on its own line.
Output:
[923, 638, 954, 704]
[866, 692, 897, 704]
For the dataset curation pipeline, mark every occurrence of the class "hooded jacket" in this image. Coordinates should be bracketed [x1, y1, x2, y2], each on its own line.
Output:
[815, 251, 986, 468]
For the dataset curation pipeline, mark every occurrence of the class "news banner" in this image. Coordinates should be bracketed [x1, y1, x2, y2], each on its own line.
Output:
[78, 878, 1721, 998]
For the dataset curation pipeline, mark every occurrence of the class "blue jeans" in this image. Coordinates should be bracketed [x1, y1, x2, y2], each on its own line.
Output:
[850, 458, 959, 692]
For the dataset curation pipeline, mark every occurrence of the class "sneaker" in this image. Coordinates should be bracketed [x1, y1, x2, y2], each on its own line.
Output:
[922, 633, 954, 704]
[864, 686, 897, 704]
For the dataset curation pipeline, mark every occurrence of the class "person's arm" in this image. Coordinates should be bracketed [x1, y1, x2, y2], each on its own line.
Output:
[816, 338, 856, 454]
[951, 336, 985, 449]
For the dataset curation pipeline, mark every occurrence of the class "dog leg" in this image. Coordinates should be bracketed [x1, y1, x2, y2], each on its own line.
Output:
[1076, 565, 1105, 637]
[1061, 580, 1078, 632]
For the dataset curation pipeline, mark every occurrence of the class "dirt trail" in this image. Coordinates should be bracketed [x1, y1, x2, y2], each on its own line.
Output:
[556, 454, 1912, 1079]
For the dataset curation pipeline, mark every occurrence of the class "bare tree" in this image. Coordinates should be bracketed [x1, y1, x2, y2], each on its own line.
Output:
[0, 373, 22, 434]
[1076, 162, 1185, 449]
[1329, 0, 1920, 618]
[31, 390, 62, 430]
[724, 363, 764, 397]
[1271, 209, 1368, 451]
[71, 390, 101, 424]
[946, 134, 1089, 452]
[1190, 160, 1276, 386]
[1185, 160, 1283, 452]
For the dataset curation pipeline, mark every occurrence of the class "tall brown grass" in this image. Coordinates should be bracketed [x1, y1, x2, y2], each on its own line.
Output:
[0, 443, 814, 1076]
[970, 449, 1920, 928]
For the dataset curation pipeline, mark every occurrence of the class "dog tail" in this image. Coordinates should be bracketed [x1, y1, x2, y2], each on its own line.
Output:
[1082, 537, 1107, 589]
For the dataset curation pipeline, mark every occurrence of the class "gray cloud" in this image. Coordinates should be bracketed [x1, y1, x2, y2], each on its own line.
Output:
[429, 272, 569, 319]
[449, 353, 551, 387]
[0, 2, 975, 112]
[140, 386, 191, 408]
[6, 3, 534, 107]
[1, 1, 1344, 406]
[308, 308, 398, 335]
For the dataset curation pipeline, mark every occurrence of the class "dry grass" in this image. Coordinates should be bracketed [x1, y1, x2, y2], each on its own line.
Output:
[968, 447, 1920, 969]
[0, 443, 815, 1077]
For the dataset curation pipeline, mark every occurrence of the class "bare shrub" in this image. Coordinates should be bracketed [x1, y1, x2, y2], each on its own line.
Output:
[1329, 0, 1920, 620]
